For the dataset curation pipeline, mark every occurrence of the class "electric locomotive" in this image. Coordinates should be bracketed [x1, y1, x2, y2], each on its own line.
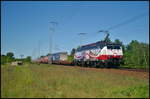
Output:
[74, 41, 123, 67]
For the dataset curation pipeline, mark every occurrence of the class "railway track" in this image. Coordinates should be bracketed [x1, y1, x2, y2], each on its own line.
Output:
[51, 64, 149, 79]
[40, 62, 149, 73]
[65, 64, 149, 73]
[118, 67, 149, 73]
[56, 63, 149, 73]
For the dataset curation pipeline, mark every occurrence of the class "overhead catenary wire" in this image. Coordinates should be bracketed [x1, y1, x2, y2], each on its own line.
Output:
[89, 12, 148, 40]
[48, 4, 83, 50]
[48, 5, 81, 52]
[107, 12, 148, 31]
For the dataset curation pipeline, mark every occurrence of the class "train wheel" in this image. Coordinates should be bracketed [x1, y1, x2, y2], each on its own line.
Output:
[93, 61, 97, 68]
[105, 62, 110, 68]
[81, 61, 84, 67]
[89, 61, 92, 68]
[99, 62, 104, 68]
[76, 61, 79, 66]
[90, 61, 93, 68]
[86, 61, 89, 67]
[85, 61, 89, 67]
[78, 61, 81, 66]
[73, 61, 76, 66]
[96, 62, 100, 68]
[75, 62, 78, 66]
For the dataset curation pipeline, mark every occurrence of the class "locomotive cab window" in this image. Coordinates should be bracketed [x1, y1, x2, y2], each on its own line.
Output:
[107, 45, 120, 49]
[107, 46, 113, 49]
[114, 46, 120, 49]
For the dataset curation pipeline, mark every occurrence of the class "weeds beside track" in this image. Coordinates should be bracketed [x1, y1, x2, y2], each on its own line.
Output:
[1, 64, 149, 98]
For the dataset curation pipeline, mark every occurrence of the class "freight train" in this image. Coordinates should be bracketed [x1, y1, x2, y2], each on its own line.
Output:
[36, 40, 123, 68]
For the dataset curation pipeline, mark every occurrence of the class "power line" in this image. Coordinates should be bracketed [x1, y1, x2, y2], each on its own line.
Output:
[95, 12, 148, 40]
[107, 12, 147, 31]
[61, 6, 81, 26]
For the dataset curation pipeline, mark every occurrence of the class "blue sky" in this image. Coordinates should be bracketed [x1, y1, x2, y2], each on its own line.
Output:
[1, 1, 149, 59]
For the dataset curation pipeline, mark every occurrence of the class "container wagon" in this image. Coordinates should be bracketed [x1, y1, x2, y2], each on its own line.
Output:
[50, 52, 71, 65]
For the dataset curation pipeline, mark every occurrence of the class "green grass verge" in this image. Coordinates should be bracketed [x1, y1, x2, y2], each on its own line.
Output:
[1, 64, 149, 98]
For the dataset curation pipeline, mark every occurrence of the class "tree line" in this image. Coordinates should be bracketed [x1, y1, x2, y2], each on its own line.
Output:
[1, 52, 31, 65]
[123, 40, 149, 68]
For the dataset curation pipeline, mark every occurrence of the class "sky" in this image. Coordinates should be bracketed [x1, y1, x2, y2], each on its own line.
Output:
[1, 1, 149, 59]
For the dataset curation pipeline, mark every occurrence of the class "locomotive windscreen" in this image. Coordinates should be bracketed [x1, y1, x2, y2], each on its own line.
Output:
[107, 45, 121, 49]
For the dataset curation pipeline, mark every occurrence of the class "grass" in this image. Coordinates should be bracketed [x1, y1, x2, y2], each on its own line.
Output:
[1, 64, 149, 98]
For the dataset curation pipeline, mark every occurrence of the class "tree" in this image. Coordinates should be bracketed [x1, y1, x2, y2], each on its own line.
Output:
[6, 52, 15, 63]
[1, 52, 15, 64]
[123, 40, 149, 68]
[46, 53, 51, 56]
[6, 52, 14, 58]
[70, 48, 76, 56]
[114, 39, 122, 45]
[114, 39, 125, 52]
[40, 56, 45, 58]
[26, 56, 31, 63]
[1, 55, 7, 65]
